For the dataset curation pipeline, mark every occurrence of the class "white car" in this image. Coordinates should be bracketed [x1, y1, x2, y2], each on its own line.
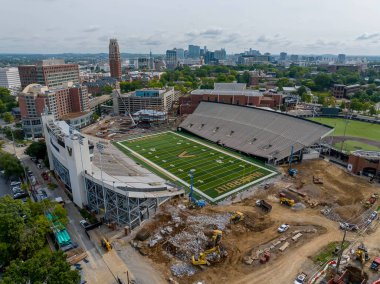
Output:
[79, 220, 90, 229]
[278, 224, 290, 233]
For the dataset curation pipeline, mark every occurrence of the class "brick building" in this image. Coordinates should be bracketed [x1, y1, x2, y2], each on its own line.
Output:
[109, 39, 122, 80]
[179, 83, 282, 115]
[19, 82, 90, 138]
[332, 84, 361, 99]
[18, 59, 80, 88]
[347, 151, 380, 179]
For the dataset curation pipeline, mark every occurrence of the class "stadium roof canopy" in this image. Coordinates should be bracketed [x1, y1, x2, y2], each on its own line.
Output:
[179, 102, 333, 162]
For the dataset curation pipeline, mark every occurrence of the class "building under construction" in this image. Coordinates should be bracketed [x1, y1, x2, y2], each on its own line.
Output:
[41, 113, 184, 229]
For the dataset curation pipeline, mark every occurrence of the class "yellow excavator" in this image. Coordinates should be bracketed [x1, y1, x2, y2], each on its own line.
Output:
[230, 212, 244, 224]
[356, 245, 369, 264]
[101, 238, 112, 251]
[192, 246, 221, 266]
[209, 230, 222, 247]
[280, 197, 295, 207]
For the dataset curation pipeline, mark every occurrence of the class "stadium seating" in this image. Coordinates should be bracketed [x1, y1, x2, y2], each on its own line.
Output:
[179, 102, 333, 162]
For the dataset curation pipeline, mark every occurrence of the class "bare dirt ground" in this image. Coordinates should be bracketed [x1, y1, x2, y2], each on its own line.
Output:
[117, 159, 380, 284]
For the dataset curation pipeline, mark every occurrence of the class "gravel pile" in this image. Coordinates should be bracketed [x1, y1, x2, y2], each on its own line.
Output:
[168, 231, 208, 260]
[170, 262, 197, 277]
[187, 213, 231, 230]
[321, 206, 343, 222]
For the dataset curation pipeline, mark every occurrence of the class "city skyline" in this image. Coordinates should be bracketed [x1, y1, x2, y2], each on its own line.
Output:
[1, 0, 380, 55]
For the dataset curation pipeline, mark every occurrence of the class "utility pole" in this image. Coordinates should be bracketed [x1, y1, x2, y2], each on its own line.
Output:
[340, 116, 349, 153]
[335, 229, 347, 274]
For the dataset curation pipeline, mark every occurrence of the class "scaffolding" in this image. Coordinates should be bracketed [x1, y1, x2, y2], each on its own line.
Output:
[85, 177, 165, 229]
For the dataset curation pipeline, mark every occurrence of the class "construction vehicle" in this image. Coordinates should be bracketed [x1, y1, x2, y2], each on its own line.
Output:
[280, 197, 295, 207]
[371, 257, 380, 271]
[294, 272, 307, 284]
[192, 246, 221, 266]
[364, 193, 379, 208]
[208, 230, 222, 247]
[312, 176, 323, 184]
[355, 245, 369, 263]
[230, 212, 244, 224]
[101, 238, 112, 251]
[255, 199, 272, 212]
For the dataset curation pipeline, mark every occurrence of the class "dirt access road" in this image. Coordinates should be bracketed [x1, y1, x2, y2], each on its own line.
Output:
[234, 205, 342, 284]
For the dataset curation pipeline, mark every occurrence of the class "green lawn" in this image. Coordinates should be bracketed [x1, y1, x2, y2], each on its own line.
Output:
[116, 131, 277, 202]
[334, 140, 380, 152]
[309, 117, 380, 148]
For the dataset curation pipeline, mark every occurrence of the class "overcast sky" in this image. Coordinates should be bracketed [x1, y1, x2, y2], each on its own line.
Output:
[1, 0, 380, 55]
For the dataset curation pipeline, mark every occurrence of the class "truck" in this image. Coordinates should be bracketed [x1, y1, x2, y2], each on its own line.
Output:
[294, 272, 307, 284]
[255, 199, 272, 212]
[371, 257, 380, 271]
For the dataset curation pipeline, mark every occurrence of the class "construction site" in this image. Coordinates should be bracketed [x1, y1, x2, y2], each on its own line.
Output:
[100, 158, 380, 284]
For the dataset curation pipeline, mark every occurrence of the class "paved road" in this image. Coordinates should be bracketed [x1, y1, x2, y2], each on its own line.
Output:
[0, 175, 10, 197]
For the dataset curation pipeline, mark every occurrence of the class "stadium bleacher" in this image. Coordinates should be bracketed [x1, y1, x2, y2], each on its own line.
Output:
[179, 102, 333, 162]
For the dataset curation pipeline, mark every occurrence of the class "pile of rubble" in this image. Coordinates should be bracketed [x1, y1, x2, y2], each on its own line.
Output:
[170, 262, 197, 277]
[320, 206, 343, 222]
[187, 213, 231, 230]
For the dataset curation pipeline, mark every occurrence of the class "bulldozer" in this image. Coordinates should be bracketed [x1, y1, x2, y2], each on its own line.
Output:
[355, 245, 369, 264]
[192, 246, 221, 266]
[230, 212, 244, 224]
[101, 238, 112, 251]
[280, 197, 295, 207]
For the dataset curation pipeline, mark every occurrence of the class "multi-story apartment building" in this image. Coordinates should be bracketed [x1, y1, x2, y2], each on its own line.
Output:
[109, 39, 122, 80]
[19, 82, 91, 137]
[113, 88, 178, 115]
[18, 59, 80, 89]
[0, 67, 21, 92]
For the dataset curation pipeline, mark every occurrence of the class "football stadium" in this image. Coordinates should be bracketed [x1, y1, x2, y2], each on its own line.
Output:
[116, 102, 333, 202]
[117, 131, 276, 202]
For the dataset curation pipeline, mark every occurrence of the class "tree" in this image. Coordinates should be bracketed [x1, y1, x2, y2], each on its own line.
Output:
[92, 112, 100, 121]
[1, 250, 80, 284]
[237, 71, 250, 84]
[101, 85, 113, 94]
[313, 73, 332, 91]
[369, 105, 377, 116]
[25, 141, 47, 160]
[0, 196, 79, 283]
[0, 151, 24, 178]
[2, 112, 14, 124]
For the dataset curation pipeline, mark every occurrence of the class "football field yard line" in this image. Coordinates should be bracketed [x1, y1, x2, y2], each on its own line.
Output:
[118, 131, 277, 202]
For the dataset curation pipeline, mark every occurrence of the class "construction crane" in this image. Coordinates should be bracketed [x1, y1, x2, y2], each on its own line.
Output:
[114, 89, 136, 127]
[188, 170, 206, 208]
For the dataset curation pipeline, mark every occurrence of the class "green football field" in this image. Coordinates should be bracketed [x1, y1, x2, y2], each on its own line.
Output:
[116, 131, 277, 202]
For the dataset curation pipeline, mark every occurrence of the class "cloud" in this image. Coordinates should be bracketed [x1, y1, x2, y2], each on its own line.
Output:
[185, 28, 224, 39]
[83, 25, 101, 33]
[255, 34, 290, 46]
[356, 32, 380, 41]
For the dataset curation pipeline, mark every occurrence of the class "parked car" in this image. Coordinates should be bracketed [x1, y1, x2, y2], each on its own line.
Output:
[37, 163, 42, 169]
[38, 190, 48, 201]
[339, 222, 359, 231]
[12, 186, 23, 194]
[278, 224, 290, 233]
[79, 220, 90, 229]
[10, 181, 21, 187]
[294, 273, 307, 284]
[13, 192, 28, 200]
[41, 171, 49, 180]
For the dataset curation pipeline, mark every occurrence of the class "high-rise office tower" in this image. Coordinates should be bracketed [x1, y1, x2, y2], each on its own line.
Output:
[109, 39, 122, 80]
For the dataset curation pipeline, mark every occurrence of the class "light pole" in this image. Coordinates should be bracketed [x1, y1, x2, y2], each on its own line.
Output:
[96, 142, 107, 221]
